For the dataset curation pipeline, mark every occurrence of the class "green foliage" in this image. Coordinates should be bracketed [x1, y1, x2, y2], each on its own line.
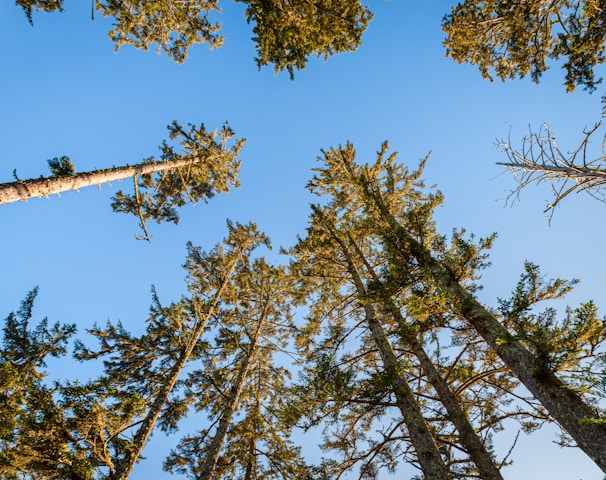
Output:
[239, 0, 372, 78]
[17, 0, 372, 75]
[443, 0, 606, 92]
[499, 263, 606, 387]
[0, 289, 84, 480]
[15, 0, 63, 24]
[164, 259, 309, 479]
[111, 121, 243, 239]
[47, 156, 75, 178]
[98, 0, 223, 63]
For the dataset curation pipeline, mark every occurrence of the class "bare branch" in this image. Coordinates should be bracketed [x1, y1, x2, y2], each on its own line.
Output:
[497, 120, 606, 220]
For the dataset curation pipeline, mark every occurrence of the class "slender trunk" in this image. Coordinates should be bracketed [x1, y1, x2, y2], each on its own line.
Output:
[244, 435, 255, 480]
[365, 306, 451, 480]
[408, 336, 503, 479]
[114, 248, 246, 480]
[335, 235, 450, 479]
[0, 156, 206, 204]
[197, 321, 263, 480]
[345, 232, 504, 480]
[367, 189, 606, 472]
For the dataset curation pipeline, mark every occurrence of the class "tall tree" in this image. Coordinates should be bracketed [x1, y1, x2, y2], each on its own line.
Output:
[442, 2, 606, 216]
[16, 0, 372, 77]
[442, 0, 606, 92]
[0, 288, 85, 480]
[295, 197, 510, 478]
[309, 141, 606, 471]
[72, 221, 267, 479]
[290, 208, 451, 478]
[164, 259, 309, 479]
[2, 121, 243, 240]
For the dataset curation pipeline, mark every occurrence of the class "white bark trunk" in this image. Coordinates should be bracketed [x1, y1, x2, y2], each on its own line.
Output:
[0, 156, 206, 205]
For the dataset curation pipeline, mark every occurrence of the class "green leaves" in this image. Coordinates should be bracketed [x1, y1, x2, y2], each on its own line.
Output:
[17, 0, 373, 76]
[47, 156, 75, 178]
[443, 0, 606, 92]
[98, 0, 223, 63]
[111, 121, 244, 240]
[15, 0, 63, 24]
[0, 289, 82, 480]
[240, 0, 372, 78]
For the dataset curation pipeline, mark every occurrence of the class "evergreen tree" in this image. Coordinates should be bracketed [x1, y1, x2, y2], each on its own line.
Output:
[308, 141, 606, 471]
[290, 208, 451, 478]
[72, 221, 267, 479]
[16, 0, 372, 77]
[2, 121, 243, 240]
[0, 289, 85, 480]
[290, 197, 514, 478]
[164, 259, 309, 479]
[442, 0, 606, 92]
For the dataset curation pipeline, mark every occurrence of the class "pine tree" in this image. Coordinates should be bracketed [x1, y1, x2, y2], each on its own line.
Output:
[289, 208, 451, 478]
[16, 0, 372, 77]
[0, 289, 86, 480]
[164, 259, 309, 479]
[2, 121, 243, 240]
[442, 0, 606, 92]
[72, 221, 267, 479]
[309, 141, 606, 471]
[290, 194, 512, 478]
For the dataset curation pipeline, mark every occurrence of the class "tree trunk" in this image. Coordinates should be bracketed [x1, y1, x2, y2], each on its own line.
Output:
[344, 232, 504, 480]
[113, 247, 246, 480]
[0, 156, 207, 204]
[197, 321, 263, 480]
[367, 189, 606, 472]
[337, 238, 451, 479]
[365, 306, 451, 480]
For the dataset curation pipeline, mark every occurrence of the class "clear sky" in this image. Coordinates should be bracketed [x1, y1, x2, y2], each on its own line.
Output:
[1, 1, 604, 479]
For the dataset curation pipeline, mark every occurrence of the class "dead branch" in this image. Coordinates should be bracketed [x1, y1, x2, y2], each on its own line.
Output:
[497, 120, 606, 221]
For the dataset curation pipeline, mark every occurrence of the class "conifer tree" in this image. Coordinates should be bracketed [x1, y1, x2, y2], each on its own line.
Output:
[1, 121, 243, 240]
[290, 209, 451, 478]
[72, 221, 267, 479]
[291, 198, 512, 478]
[16, 0, 372, 77]
[442, 0, 606, 93]
[309, 141, 606, 471]
[164, 259, 309, 479]
[0, 289, 85, 480]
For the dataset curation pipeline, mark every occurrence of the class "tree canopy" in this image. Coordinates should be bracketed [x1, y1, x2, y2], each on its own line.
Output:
[16, 0, 372, 77]
[442, 0, 606, 92]
[4, 2, 606, 479]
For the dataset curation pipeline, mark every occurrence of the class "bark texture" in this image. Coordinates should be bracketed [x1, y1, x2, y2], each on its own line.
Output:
[0, 156, 206, 205]
[339, 239, 451, 479]
[368, 190, 606, 472]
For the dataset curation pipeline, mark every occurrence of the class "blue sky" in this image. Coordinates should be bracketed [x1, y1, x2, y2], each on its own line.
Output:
[1, 1, 605, 478]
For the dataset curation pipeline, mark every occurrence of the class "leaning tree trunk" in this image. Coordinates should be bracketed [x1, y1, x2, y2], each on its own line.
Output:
[338, 242, 451, 479]
[113, 247, 247, 480]
[344, 232, 504, 480]
[197, 320, 263, 480]
[0, 156, 207, 204]
[364, 305, 452, 480]
[366, 188, 606, 472]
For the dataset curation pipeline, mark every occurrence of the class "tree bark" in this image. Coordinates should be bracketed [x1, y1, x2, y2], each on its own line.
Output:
[365, 306, 451, 480]
[113, 245, 247, 480]
[366, 188, 606, 472]
[336, 237, 451, 479]
[343, 231, 504, 480]
[197, 318, 264, 480]
[0, 156, 207, 205]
